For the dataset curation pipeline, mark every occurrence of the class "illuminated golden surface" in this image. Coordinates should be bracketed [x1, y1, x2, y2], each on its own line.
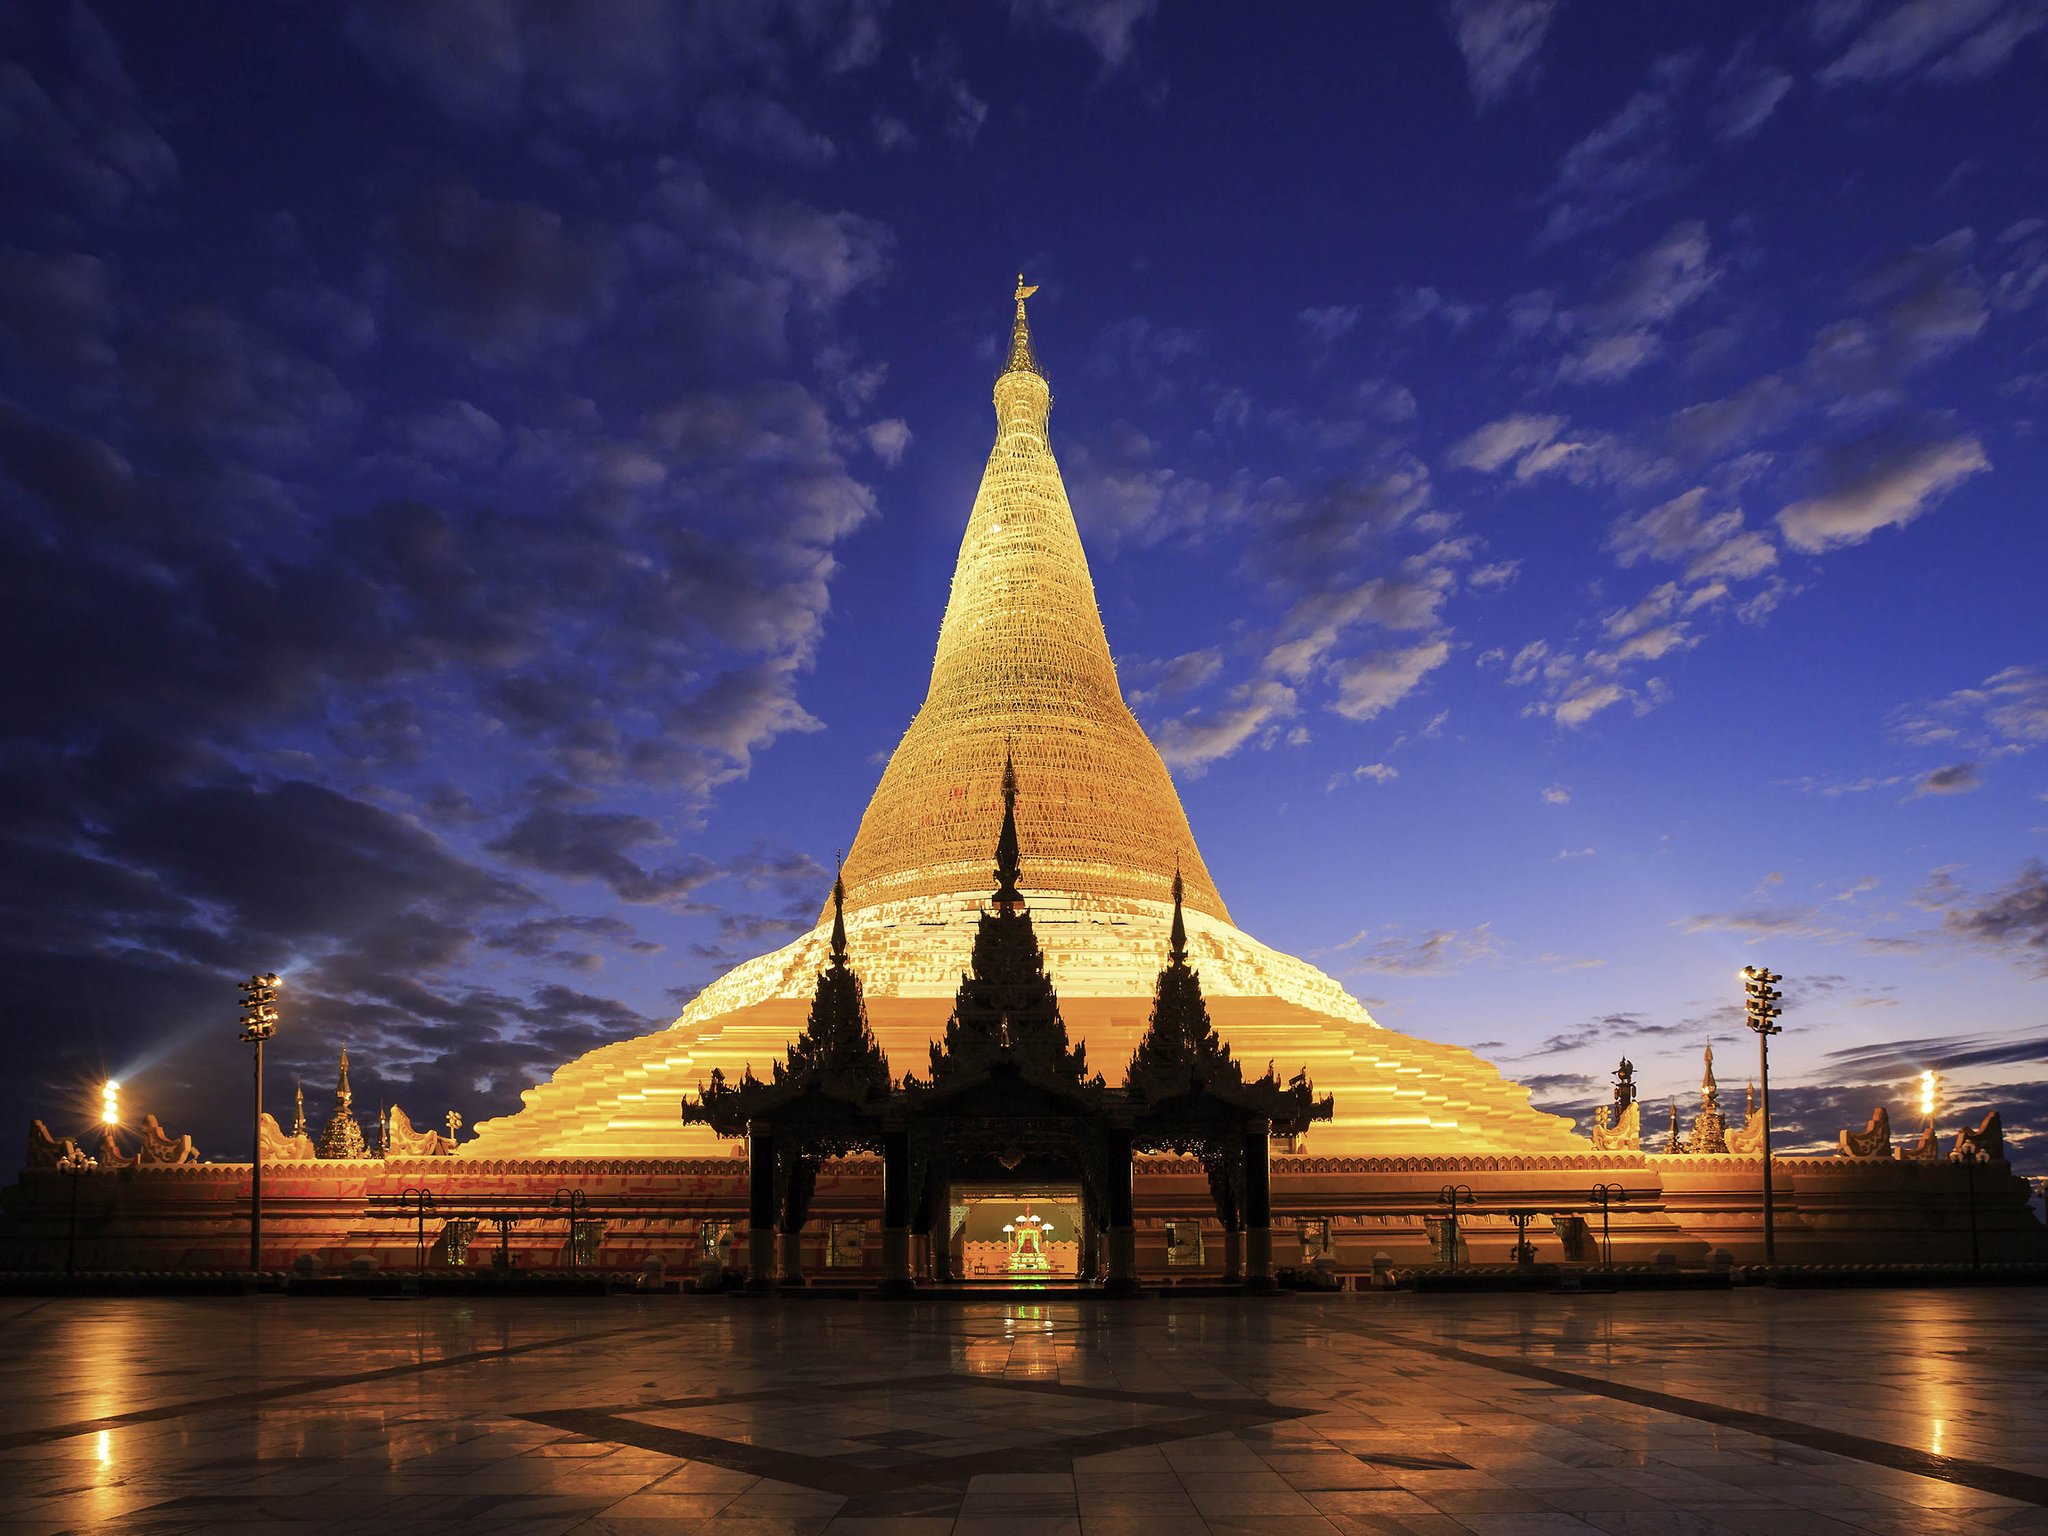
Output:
[467, 898, 1582, 1159]
[469, 285, 1584, 1162]
[835, 292, 1226, 924]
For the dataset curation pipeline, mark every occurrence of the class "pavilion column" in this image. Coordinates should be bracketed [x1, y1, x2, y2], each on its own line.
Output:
[1243, 1119, 1274, 1294]
[931, 1171, 954, 1282]
[879, 1126, 914, 1296]
[1105, 1126, 1139, 1296]
[746, 1121, 776, 1292]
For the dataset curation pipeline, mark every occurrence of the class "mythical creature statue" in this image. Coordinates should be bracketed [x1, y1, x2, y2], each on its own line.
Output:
[136, 1113, 198, 1166]
[384, 1105, 457, 1157]
[1592, 1099, 1641, 1151]
[1899, 1120, 1941, 1160]
[1837, 1104, 1892, 1159]
[257, 1112, 317, 1162]
[1952, 1109, 2004, 1162]
[27, 1120, 83, 1168]
[1727, 1083, 1767, 1155]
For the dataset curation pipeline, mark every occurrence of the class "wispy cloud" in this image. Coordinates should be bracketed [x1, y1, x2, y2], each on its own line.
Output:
[1444, 0, 1558, 110]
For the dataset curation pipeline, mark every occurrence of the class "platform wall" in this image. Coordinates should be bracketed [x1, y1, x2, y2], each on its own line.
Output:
[2, 1150, 2043, 1275]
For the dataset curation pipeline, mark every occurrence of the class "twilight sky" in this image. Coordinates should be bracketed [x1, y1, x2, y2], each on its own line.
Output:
[2, 0, 2044, 1178]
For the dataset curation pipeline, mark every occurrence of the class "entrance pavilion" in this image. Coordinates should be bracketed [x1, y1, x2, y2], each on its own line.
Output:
[681, 755, 1332, 1294]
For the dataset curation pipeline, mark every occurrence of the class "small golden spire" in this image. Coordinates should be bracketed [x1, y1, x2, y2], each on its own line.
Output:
[1006, 273, 1042, 378]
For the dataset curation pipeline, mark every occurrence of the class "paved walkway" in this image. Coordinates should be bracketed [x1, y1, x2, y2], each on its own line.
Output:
[0, 1289, 2042, 1534]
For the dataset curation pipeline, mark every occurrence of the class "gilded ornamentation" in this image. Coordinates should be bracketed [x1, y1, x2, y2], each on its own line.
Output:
[137, 1113, 198, 1166]
[1952, 1109, 2003, 1162]
[384, 1105, 456, 1157]
[318, 1049, 370, 1160]
[1899, 1119, 1941, 1160]
[257, 1112, 317, 1162]
[1837, 1105, 1892, 1159]
[1592, 1100, 1641, 1152]
[27, 1120, 82, 1169]
[1727, 1083, 1766, 1155]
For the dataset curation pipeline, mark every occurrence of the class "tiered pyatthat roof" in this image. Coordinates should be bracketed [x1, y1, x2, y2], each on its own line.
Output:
[831, 277, 1229, 925]
[777, 868, 892, 1098]
[1125, 869, 1239, 1100]
[684, 869, 893, 1142]
[1124, 870, 1332, 1142]
[928, 754, 1092, 1086]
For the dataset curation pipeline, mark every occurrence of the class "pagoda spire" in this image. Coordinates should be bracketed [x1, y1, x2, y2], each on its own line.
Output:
[1005, 274, 1042, 378]
[829, 277, 1231, 930]
[317, 1048, 368, 1160]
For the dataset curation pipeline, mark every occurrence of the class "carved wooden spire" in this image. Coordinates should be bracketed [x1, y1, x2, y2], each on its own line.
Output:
[778, 866, 890, 1097]
[993, 750, 1023, 913]
[930, 753, 1088, 1084]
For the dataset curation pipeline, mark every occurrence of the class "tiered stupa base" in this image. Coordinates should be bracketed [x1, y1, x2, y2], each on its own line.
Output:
[464, 894, 1584, 1161]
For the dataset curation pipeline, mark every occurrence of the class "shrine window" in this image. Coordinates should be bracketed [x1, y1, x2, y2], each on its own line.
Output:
[827, 1219, 867, 1268]
[1295, 1217, 1333, 1261]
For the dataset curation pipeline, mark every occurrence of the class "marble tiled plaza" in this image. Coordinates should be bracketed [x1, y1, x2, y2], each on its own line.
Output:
[1, 1290, 2043, 1535]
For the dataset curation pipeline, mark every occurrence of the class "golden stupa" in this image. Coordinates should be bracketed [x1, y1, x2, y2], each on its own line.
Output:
[467, 279, 1583, 1162]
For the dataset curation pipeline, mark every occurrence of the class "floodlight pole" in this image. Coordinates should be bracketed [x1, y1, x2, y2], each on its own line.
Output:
[1744, 965, 1783, 1267]
[239, 973, 280, 1273]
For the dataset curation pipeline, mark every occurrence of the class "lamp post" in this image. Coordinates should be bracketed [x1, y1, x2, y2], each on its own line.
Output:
[238, 973, 280, 1273]
[553, 1187, 591, 1268]
[1589, 1184, 1628, 1268]
[1506, 1209, 1538, 1267]
[398, 1187, 435, 1275]
[58, 1145, 96, 1278]
[1436, 1184, 1475, 1270]
[1950, 1145, 1990, 1270]
[1743, 965, 1783, 1266]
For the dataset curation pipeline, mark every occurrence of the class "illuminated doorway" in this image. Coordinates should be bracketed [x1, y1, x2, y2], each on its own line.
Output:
[950, 1184, 1084, 1280]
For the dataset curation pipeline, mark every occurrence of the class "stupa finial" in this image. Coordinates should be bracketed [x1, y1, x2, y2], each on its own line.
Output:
[994, 749, 1023, 911]
[1006, 274, 1042, 378]
[829, 850, 848, 968]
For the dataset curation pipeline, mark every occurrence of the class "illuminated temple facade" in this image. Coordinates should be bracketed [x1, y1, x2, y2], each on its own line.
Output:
[464, 281, 1583, 1165]
[5, 281, 2042, 1279]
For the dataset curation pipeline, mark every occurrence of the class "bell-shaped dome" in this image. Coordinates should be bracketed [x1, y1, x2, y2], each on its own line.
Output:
[834, 278, 1230, 924]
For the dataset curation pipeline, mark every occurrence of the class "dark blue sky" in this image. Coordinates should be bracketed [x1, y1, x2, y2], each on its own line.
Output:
[2, 0, 2044, 1174]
